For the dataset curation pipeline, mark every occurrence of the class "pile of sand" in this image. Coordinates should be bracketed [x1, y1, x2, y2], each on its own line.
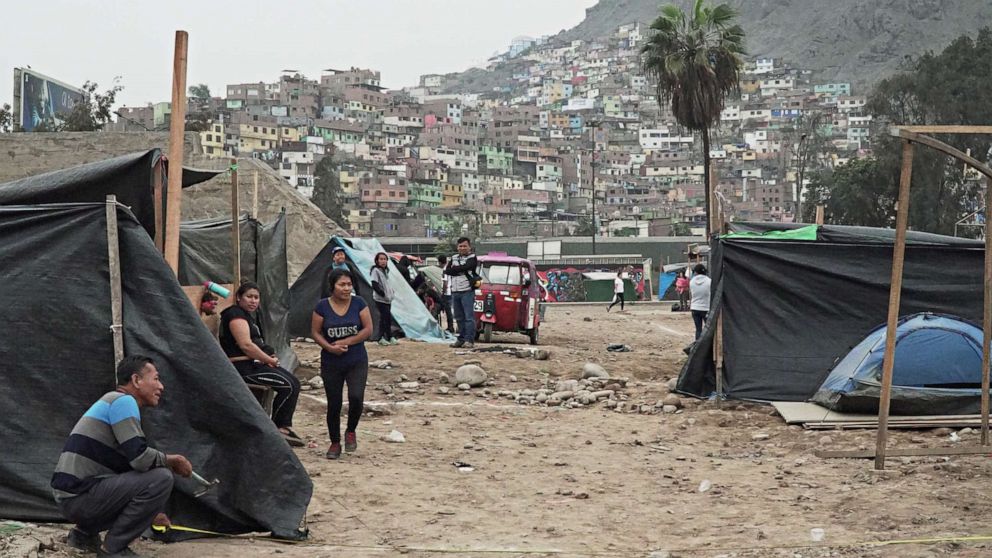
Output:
[182, 157, 348, 282]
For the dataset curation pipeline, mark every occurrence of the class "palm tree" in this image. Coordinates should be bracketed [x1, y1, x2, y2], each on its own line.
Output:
[641, 0, 745, 233]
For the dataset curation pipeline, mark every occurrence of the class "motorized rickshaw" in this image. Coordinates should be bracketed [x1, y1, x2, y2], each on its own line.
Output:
[474, 253, 542, 345]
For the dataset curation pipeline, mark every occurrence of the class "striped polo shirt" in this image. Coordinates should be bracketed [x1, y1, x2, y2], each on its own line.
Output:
[51, 391, 167, 501]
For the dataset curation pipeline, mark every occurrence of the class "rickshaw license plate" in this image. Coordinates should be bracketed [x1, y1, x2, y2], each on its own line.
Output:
[473, 300, 483, 312]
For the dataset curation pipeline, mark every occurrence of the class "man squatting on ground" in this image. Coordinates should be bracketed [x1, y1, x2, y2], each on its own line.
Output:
[51, 355, 192, 557]
[444, 236, 479, 348]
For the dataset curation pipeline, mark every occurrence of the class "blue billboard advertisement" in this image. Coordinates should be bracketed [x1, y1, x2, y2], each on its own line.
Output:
[15, 69, 85, 132]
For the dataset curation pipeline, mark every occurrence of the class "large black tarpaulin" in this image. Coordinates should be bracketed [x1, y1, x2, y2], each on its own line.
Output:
[178, 213, 297, 370]
[0, 203, 311, 535]
[677, 224, 985, 402]
[0, 150, 219, 237]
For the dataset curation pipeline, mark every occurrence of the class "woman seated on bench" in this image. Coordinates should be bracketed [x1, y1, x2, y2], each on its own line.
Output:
[219, 281, 303, 447]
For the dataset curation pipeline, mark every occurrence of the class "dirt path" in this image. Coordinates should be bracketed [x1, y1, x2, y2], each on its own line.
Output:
[8, 304, 992, 557]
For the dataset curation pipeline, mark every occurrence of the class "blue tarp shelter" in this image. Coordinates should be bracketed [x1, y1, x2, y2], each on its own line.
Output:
[811, 313, 985, 415]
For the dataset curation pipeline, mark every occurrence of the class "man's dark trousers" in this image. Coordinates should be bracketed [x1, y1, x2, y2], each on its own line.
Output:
[452, 290, 476, 342]
[58, 468, 173, 553]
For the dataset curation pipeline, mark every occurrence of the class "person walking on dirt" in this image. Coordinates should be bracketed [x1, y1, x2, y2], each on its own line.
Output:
[444, 237, 479, 348]
[52, 355, 193, 557]
[607, 271, 625, 312]
[370, 252, 398, 346]
[689, 264, 711, 341]
[312, 268, 373, 460]
[437, 254, 455, 334]
[676, 270, 690, 311]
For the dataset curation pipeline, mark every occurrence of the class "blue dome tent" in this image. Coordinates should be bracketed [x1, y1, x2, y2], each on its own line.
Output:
[811, 313, 986, 415]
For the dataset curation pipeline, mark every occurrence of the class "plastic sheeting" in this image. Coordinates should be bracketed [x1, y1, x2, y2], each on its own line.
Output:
[289, 237, 453, 343]
[811, 313, 986, 414]
[0, 203, 310, 535]
[678, 223, 985, 402]
[178, 212, 297, 371]
[0, 150, 220, 237]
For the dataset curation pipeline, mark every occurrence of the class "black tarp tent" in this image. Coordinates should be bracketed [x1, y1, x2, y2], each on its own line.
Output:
[0, 203, 311, 536]
[0, 150, 218, 237]
[677, 223, 985, 403]
[178, 212, 298, 371]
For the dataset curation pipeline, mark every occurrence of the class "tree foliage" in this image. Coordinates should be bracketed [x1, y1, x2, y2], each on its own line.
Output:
[807, 27, 992, 234]
[188, 84, 211, 99]
[574, 215, 596, 236]
[59, 80, 124, 132]
[0, 103, 10, 133]
[640, 0, 745, 230]
[311, 154, 348, 227]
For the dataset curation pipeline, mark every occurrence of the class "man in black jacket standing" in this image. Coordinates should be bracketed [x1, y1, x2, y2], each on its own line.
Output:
[443, 237, 478, 348]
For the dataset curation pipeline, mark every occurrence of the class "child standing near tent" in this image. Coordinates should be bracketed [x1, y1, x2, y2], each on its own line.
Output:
[312, 268, 373, 460]
[676, 270, 689, 311]
[370, 252, 398, 345]
[689, 264, 711, 340]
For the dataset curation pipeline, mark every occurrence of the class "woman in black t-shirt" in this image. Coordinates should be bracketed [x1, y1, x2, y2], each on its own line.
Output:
[220, 281, 303, 447]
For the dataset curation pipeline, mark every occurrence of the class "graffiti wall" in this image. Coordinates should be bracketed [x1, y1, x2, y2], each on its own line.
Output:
[537, 266, 647, 303]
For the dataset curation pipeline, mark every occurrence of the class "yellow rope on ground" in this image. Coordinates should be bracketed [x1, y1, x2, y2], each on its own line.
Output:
[150, 524, 992, 554]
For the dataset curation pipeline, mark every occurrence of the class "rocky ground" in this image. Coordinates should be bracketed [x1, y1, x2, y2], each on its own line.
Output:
[7, 304, 992, 558]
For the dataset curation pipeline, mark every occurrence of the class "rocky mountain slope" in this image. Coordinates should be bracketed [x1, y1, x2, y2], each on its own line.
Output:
[447, 0, 992, 93]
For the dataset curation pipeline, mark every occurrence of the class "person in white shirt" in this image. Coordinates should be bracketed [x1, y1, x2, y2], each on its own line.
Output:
[689, 264, 711, 340]
[437, 255, 455, 334]
[607, 271, 626, 313]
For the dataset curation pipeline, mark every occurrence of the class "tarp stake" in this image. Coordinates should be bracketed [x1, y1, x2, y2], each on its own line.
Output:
[106, 195, 125, 377]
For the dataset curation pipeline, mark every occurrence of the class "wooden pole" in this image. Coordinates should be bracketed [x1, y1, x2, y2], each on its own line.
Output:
[106, 196, 125, 380]
[252, 170, 259, 219]
[815, 204, 825, 226]
[163, 30, 189, 276]
[152, 157, 165, 252]
[875, 139, 915, 470]
[230, 158, 241, 284]
[708, 165, 718, 237]
[982, 175, 992, 445]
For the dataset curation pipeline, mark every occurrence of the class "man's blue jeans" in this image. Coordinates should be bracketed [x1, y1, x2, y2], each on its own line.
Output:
[452, 290, 476, 342]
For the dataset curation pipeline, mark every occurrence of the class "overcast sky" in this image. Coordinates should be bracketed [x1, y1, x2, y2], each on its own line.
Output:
[1, 0, 597, 110]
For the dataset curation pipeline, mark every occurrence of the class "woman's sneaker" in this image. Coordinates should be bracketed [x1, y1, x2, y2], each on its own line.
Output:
[378, 339, 390, 346]
[388, 338, 399, 345]
[326, 442, 342, 459]
[344, 431, 357, 452]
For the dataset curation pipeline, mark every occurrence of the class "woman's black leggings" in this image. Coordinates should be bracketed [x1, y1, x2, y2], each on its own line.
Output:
[322, 360, 369, 444]
[233, 360, 300, 429]
[375, 301, 393, 340]
[608, 292, 625, 311]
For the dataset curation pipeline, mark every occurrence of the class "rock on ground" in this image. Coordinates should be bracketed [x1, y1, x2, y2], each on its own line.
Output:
[582, 362, 610, 379]
[455, 365, 488, 387]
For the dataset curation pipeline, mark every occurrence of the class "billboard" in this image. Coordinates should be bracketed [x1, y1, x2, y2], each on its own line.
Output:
[12, 68, 86, 132]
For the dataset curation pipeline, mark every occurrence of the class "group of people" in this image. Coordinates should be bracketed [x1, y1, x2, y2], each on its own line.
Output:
[675, 264, 711, 341]
[51, 238, 485, 555]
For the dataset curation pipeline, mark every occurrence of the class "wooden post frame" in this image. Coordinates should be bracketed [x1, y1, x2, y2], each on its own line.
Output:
[230, 158, 241, 285]
[866, 126, 992, 469]
[105, 196, 125, 380]
[163, 30, 189, 275]
[874, 140, 915, 470]
[983, 175, 992, 445]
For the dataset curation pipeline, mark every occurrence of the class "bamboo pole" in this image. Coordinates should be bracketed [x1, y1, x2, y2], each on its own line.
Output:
[163, 30, 189, 275]
[106, 196, 125, 379]
[875, 140, 915, 470]
[982, 175, 992, 445]
[152, 157, 165, 252]
[815, 204, 825, 226]
[230, 158, 241, 284]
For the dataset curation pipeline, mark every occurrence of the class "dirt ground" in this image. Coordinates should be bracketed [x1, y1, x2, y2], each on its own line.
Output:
[8, 304, 992, 558]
